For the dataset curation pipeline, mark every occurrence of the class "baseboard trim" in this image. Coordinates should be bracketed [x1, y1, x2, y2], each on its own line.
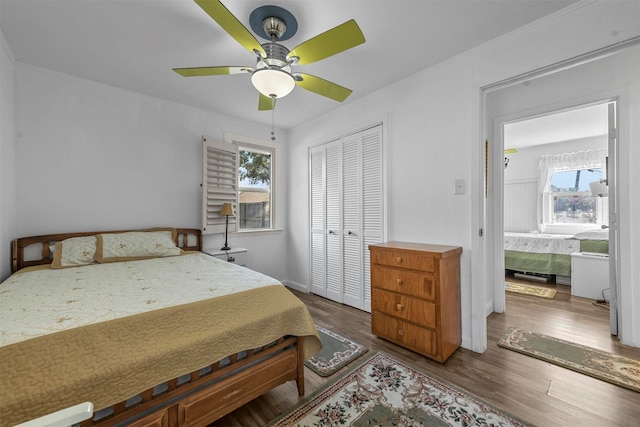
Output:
[283, 280, 308, 293]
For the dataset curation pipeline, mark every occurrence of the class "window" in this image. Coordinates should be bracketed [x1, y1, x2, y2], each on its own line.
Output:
[537, 149, 609, 231]
[548, 168, 604, 224]
[237, 145, 273, 230]
[202, 134, 278, 235]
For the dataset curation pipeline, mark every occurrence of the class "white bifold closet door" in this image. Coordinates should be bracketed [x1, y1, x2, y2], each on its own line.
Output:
[309, 124, 383, 312]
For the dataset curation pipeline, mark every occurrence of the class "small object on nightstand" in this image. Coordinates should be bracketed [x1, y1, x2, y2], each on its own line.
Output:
[204, 248, 247, 266]
[219, 203, 234, 251]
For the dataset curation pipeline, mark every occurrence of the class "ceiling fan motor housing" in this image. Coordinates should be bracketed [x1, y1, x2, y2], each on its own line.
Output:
[259, 42, 290, 69]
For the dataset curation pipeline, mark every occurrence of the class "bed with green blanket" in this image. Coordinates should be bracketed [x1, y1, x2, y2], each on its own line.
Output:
[504, 231, 608, 277]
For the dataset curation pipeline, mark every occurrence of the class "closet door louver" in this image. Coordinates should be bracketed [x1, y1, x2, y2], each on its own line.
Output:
[325, 141, 342, 303]
[342, 133, 362, 308]
[309, 124, 383, 312]
[310, 145, 326, 297]
[202, 137, 237, 235]
[361, 126, 384, 311]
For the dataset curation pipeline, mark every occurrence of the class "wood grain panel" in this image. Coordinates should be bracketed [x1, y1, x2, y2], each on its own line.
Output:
[371, 265, 435, 300]
[371, 289, 436, 327]
[369, 242, 461, 363]
[370, 250, 435, 272]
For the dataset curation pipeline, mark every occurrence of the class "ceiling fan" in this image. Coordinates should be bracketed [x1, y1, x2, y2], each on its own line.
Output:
[173, 0, 366, 111]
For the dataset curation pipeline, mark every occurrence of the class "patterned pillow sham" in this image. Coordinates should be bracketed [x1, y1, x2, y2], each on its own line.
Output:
[51, 236, 98, 269]
[96, 230, 182, 263]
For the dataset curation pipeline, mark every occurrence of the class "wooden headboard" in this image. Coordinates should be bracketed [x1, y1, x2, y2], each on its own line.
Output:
[11, 228, 203, 273]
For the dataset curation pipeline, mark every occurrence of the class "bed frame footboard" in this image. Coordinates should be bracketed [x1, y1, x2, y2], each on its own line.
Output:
[82, 336, 303, 427]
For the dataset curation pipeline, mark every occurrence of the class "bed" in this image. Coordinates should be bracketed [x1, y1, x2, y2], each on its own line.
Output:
[1, 228, 321, 427]
[504, 230, 609, 277]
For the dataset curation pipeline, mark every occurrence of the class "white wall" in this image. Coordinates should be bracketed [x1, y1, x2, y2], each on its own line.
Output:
[0, 27, 16, 280]
[505, 135, 606, 182]
[11, 64, 289, 281]
[287, 1, 640, 350]
[504, 136, 606, 232]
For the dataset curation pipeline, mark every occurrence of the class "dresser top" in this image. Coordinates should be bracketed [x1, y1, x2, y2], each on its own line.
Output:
[369, 241, 462, 258]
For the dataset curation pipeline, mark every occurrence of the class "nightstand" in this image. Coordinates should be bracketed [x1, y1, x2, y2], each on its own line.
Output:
[203, 247, 248, 266]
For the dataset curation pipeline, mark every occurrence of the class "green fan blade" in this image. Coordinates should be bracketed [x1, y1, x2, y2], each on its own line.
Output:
[195, 0, 265, 56]
[258, 93, 276, 111]
[173, 66, 252, 77]
[287, 19, 365, 65]
[296, 74, 352, 102]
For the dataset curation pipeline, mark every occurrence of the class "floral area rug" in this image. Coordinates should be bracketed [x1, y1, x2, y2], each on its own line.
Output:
[304, 325, 368, 377]
[505, 282, 557, 299]
[269, 352, 533, 426]
[499, 326, 640, 392]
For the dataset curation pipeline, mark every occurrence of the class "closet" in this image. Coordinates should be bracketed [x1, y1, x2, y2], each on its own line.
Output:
[309, 124, 384, 311]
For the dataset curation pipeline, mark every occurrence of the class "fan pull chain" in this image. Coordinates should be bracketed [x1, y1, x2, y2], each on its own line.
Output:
[270, 95, 277, 141]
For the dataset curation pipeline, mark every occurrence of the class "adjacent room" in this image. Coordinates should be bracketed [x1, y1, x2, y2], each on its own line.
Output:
[1, 1, 639, 426]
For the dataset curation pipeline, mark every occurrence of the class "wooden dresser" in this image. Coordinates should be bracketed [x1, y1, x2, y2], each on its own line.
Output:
[369, 241, 462, 363]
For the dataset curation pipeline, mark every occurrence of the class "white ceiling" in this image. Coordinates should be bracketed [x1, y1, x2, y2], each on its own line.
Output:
[0, 0, 579, 130]
[504, 102, 609, 150]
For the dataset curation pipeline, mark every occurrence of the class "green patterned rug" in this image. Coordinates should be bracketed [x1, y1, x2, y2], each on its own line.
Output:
[499, 326, 640, 392]
[506, 282, 557, 299]
[270, 352, 533, 426]
[304, 325, 368, 377]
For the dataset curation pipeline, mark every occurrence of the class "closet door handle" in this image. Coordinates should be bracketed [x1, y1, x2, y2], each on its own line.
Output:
[328, 230, 335, 235]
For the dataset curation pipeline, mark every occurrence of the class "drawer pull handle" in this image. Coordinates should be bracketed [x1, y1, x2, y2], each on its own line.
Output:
[398, 329, 404, 336]
[396, 279, 403, 285]
[396, 303, 403, 311]
[395, 257, 403, 263]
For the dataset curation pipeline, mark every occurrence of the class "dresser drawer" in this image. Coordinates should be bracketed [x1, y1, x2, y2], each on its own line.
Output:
[372, 312, 437, 357]
[371, 289, 436, 328]
[370, 249, 435, 272]
[371, 265, 435, 300]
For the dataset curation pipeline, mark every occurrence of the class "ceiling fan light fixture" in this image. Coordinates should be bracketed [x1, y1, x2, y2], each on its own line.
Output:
[251, 68, 295, 98]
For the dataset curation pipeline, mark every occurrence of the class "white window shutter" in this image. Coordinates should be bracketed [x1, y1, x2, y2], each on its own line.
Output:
[202, 136, 237, 235]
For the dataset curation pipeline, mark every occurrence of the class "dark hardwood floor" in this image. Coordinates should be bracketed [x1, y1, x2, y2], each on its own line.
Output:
[212, 280, 640, 427]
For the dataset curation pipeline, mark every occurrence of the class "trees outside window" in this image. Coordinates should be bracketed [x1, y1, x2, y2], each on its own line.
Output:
[238, 147, 273, 230]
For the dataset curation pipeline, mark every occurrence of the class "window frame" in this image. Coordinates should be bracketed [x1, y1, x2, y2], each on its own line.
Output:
[541, 167, 608, 232]
[224, 133, 281, 235]
[237, 144, 273, 231]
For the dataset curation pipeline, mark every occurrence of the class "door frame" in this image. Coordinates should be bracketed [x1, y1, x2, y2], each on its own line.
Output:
[476, 39, 640, 350]
[490, 98, 618, 336]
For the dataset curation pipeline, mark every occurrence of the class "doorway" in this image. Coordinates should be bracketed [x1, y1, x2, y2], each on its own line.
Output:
[481, 42, 640, 348]
[499, 101, 614, 335]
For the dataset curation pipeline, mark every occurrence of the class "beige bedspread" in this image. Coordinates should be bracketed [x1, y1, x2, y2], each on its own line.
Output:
[0, 255, 321, 426]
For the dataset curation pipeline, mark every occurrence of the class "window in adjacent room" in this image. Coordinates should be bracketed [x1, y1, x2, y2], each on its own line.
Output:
[538, 148, 609, 231]
[237, 145, 273, 230]
[547, 168, 605, 224]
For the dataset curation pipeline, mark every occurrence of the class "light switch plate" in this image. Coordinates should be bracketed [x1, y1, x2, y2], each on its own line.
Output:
[455, 178, 466, 195]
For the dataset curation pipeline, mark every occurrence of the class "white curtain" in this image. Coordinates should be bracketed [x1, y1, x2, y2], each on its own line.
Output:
[536, 148, 607, 231]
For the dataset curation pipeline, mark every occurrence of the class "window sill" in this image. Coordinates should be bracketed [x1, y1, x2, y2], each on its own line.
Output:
[232, 228, 283, 237]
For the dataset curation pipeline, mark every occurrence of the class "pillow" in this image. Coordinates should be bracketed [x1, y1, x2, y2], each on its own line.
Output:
[572, 230, 609, 240]
[96, 230, 182, 263]
[51, 236, 98, 269]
